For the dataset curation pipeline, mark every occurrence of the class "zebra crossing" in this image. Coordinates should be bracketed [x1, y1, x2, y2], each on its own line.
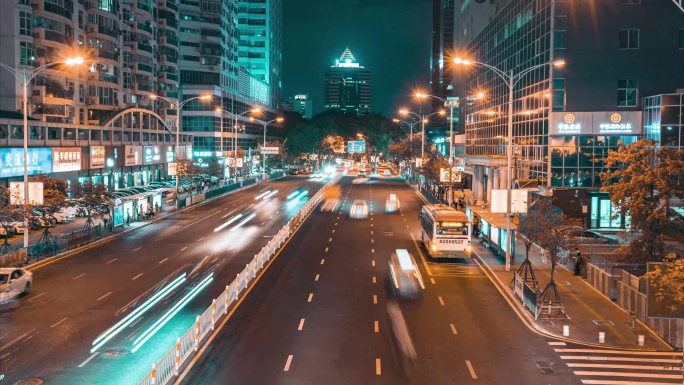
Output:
[550, 342, 684, 384]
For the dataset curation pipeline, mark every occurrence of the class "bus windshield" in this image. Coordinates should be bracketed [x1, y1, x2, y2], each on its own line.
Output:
[436, 221, 468, 236]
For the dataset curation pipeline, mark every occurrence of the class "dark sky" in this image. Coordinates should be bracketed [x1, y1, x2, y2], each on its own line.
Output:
[282, 0, 432, 118]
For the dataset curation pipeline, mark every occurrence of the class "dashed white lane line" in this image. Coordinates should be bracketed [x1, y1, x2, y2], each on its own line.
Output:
[284, 355, 294, 371]
[321, 259, 325, 265]
[315, 274, 320, 281]
[371, 231, 373, 235]
[372, 276, 376, 283]
[430, 278, 436, 285]
[372, 248, 374, 253]
[465, 360, 477, 379]
[334, 222, 338, 226]
[181, 246, 188, 251]
[78, 352, 99, 368]
[372, 260, 375, 267]
[72, 273, 86, 280]
[438, 296, 445, 306]
[374, 321, 379, 332]
[132, 273, 143, 280]
[198, 237, 204, 242]
[25, 292, 45, 302]
[332, 229, 336, 233]
[97, 292, 112, 301]
[548, 341, 566, 346]
[371, 239, 374, 243]
[307, 293, 313, 302]
[325, 247, 329, 252]
[328, 237, 333, 242]
[50, 317, 69, 328]
[260, 222, 266, 226]
[373, 295, 377, 304]
[106, 259, 117, 264]
[371, 224, 373, 227]
[298, 319, 305, 331]
[450, 324, 458, 334]
[159, 258, 168, 264]
[133, 247, 142, 252]
[376, 358, 381, 375]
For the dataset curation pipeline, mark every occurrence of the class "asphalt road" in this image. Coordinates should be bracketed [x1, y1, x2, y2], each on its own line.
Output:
[177, 175, 682, 385]
[0, 175, 328, 385]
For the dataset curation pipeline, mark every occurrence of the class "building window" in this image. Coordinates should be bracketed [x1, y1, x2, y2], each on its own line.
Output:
[618, 29, 639, 49]
[617, 79, 638, 107]
[19, 11, 31, 36]
[19, 42, 34, 65]
[679, 29, 684, 49]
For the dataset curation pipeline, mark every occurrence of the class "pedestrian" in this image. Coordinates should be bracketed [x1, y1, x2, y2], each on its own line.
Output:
[139, 204, 143, 219]
[102, 216, 108, 229]
[573, 248, 582, 276]
[540, 247, 547, 263]
[155, 202, 160, 214]
[126, 209, 131, 226]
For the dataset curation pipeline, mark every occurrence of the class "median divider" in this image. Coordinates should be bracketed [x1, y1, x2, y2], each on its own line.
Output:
[138, 174, 341, 385]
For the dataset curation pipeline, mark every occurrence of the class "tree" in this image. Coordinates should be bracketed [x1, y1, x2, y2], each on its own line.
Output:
[516, 195, 559, 289]
[646, 253, 684, 316]
[600, 139, 684, 263]
[0, 187, 22, 253]
[29, 175, 68, 243]
[69, 180, 112, 231]
[535, 199, 570, 315]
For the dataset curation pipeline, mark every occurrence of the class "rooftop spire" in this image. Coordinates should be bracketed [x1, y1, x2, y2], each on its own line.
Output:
[339, 47, 356, 62]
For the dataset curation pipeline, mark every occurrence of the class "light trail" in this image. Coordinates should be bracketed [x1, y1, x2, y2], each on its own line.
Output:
[230, 213, 257, 232]
[254, 190, 271, 200]
[213, 214, 244, 232]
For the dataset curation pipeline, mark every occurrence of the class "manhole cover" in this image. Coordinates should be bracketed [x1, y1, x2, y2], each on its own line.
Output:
[105, 350, 128, 357]
[14, 380, 43, 385]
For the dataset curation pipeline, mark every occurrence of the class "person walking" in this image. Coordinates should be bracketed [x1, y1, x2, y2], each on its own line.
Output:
[540, 247, 547, 263]
[126, 209, 131, 226]
[154, 202, 160, 215]
[573, 248, 582, 276]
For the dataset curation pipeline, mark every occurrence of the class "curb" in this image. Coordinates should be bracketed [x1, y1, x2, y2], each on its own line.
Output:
[24, 182, 261, 271]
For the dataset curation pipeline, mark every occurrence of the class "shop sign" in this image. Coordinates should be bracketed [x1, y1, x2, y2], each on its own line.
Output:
[9, 181, 44, 205]
[165, 146, 175, 163]
[0, 147, 52, 178]
[194, 151, 213, 157]
[124, 145, 142, 166]
[144, 146, 162, 164]
[52, 147, 82, 173]
[90, 146, 105, 169]
[347, 141, 366, 154]
[550, 111, 641, 136]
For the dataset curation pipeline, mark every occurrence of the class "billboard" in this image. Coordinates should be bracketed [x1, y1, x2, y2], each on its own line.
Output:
[168, 162, 177, 176]
[90, 146, 105, 169]
[52, 147, 82, 173]
[490, 189, 529, 214]
[549, 111, 642, 136]
[0, 148, 53, 178]
[165, 146, 175, 163]
[440, 167, 463, 183]
[143, 145, 163, 164]
[9, 181, 44, 205]
[124, 145, 142, 166]
[347, 141, 366, 154]
[260, 146, 280, 155]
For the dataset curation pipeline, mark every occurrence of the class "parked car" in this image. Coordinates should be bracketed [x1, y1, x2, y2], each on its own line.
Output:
[349, 199, 369, 219]
[383, 170, 391, 176]
[0, 268, 33, 304]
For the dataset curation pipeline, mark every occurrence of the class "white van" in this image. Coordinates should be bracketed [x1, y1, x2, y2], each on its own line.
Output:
[388, 249, 425, 299]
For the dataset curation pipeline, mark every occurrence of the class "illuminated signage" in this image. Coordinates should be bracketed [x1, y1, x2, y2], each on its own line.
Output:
[550, 111, 641, 136]
[52, 147, 82, 172]
[124, 145, 142, 166]
[144, 146, 162, 164]
[0, 148, 52, 177]
[347, 141, 366, 154]
[90, 146, 105, 169]
[194, 151, 213, 157]
[166, 146, 175, 162]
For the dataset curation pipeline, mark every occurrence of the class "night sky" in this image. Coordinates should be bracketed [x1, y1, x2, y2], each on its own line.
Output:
[282, 0, 432, 118]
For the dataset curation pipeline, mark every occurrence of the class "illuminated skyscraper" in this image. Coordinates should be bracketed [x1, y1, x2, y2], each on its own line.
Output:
[324, 48, 371, 116]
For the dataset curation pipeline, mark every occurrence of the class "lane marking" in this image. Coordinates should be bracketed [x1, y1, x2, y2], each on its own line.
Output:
[376, 358, 381, 375]
[307, 293, 313, 302]
[315, 274, 319, 281]
[372, 260, 375, 267]
[430, 278, 436, 285]
[332, 229, 335, 233]
[132, 273, 143, 280]
[372, 248, 374, 253]
[374, 321, 379, 332]
[283, 355, 293, 371]
[410, 232, 433, 276]
[181, 247, 188, 251]
[325, 247, 329, 252]
[373, 295, 377, 304]
[559, 356, 681, 363]
[328, 237, 332, 242]
[554, 349, 682, 356]
[321, 259, 325, 265]
[372, 276, 376, 283]
[568, 363, 682, 370]
[78, 352, 99, 368]
[72, 273, 86, 280]
[371, 231, 374, 235]
[548, 341, 566, 346]
[298, 319, 305, 331]
[371, 239, 374, 243]
[573, 371, 682, 379]
[438, 296, 445, 306]
[334, 223, 337, 226]
[450, 324, 458, 334]
[133, 247, 142, 252]
[159, 258, 168, 264]
[579, 380, 683, 385]
[197, 237, 204, 242]
[465, 360, 477, 379]
[51, 317, 69, 328]
[25, 292, 45, 302]
[106, 259, 117, 264]
[97, 292, 112, 301]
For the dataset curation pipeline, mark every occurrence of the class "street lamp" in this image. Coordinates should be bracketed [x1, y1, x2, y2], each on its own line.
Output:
[250, 117, 284, 177]
[0, 56, 84, 248]
[215, 107, 260, 180]
[150, 93, 212, 202]
[415, 92, 459, 165]
[454, 56, 565, 271]
[399, 109, 445, 159]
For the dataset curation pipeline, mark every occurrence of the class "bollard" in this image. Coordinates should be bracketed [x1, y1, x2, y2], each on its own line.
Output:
[235, 274, 240, 296]
[638, 335, 645, 347]
[174, 338, 181, 375]
[598, 332, 605, 344]
[563, 325, 570, 337]
[224, 285, 230, 313]
[151, 363, 157, 385]
[211, 299, 217, 330]
[194, 315, 201, 351]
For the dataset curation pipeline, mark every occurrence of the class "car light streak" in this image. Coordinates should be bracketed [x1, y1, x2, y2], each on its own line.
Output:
[230, 213, 257, 231]
[255, 190, 271, 200]
[286, 191, 299, 200]
[263, 190, 278, 199]
[131, 274, 214, 353]
[213, 214, 244, 232]
[91, 274, 187, 352]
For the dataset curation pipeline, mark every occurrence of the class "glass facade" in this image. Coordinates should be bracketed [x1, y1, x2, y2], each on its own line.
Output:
[644, 93, 684, 150]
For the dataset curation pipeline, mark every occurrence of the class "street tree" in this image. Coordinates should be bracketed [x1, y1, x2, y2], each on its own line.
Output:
[516, 195, 559, 289]
[535, 200, 570, 315]
[0, 187, 22, 253]
[69, 180, 112, 231]
[29, 175, 69, 242]
[646, 253, 684, 316]
[600, 139, 684, 263]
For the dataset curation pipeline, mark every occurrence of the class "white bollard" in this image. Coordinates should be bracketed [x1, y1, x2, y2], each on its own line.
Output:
[563, 325, 570, 337]
[638, 335, 645, 346]
[598, 332, 605, 344]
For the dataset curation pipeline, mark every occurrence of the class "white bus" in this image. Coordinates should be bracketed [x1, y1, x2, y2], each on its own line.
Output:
[419, 204, 472, 258]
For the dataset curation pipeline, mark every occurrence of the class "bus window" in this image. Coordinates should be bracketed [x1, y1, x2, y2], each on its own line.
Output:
[436, 222, 468, 236]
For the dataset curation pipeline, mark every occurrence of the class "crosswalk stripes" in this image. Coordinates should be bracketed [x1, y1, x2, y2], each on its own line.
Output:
[426, 262, 486, 277]
[552, 345, 683, 384]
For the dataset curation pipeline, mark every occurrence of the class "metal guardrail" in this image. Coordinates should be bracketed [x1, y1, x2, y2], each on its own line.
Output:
[138, 174, 340, 385]
[0, 225, 102, 267]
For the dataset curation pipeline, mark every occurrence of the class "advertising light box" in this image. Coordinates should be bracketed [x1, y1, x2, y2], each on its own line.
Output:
[90, 146, 105, 169]
[52, 147, 82, 172]
[347, 141, 366, 154]
[0, 148, 53, 177]
[144, 146, 162, 164]
[124, 145, 142, 166]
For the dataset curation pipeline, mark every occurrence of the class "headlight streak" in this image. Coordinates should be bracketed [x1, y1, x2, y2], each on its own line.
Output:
[263, 190, 278, 199]
[254, 190, 271, 200]
[286, 191, 299, 200]
[91, 274, 187, 352]
[230, 213, 257, 232]
[213, 214, 244, 232]
[131, 274, 214, 353]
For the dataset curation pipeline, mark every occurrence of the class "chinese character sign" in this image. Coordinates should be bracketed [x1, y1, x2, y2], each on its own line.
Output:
[0, 148, 53, 178]
[52, 147, 82, 172]
[347, 141, 366, 154]
[90, 146, 105, 169]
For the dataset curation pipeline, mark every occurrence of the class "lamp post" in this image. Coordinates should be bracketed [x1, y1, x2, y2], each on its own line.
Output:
[454, 57, 565, 271]
[0, 57, 84, 248]
[221, 107, 260, 180]
[151, 93, 212, 203]
[415, 93, 459, 164]
[399, 109, 445, 160]
[251, 117, 283, 177]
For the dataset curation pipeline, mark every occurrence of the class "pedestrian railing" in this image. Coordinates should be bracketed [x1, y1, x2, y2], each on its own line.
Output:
[137, 174, 340, 385]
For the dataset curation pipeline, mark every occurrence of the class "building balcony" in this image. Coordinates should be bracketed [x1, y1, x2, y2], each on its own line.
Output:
[136, 22, 154, 35]
[36, 2, 73, 19]
[38, 30, 72, 45]
[133, 83, 153, 93]
[160, 36, 178, 47]
[136, 62, 153, 74]
[31, 86, 75, 102]
[134, 41, 153, 54]
[97, 49, 120, 62]
[87, 24, 120, 39]
[159, 55, 178, 65]
[88, 72, 119, 85]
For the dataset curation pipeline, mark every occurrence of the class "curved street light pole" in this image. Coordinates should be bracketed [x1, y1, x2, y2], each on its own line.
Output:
[251, 117, 283, 177]
[0, 58, 84, 248]
[454, 57, 565, 271]
[416, 93, 459, 164]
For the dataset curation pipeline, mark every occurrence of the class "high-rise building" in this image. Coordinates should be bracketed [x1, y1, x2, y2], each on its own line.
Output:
[324, 48, 371, 116]
[283, 94, 313, 119]
[237, 0, 282, 108]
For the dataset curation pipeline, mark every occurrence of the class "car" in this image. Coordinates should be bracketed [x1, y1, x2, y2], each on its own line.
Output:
[385, 193, 400, 213]
[0, 267, 33, 304]
[359, 168, 367, 176]
[289, 169, 300, 175]
[0, 226, 15, 236]
[560, 226, 619, 245]
[349, 199, 369, 219]
[383, 170, 391, 176]
[53, 209, 75, 223]
[388, 249, 424, 299]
